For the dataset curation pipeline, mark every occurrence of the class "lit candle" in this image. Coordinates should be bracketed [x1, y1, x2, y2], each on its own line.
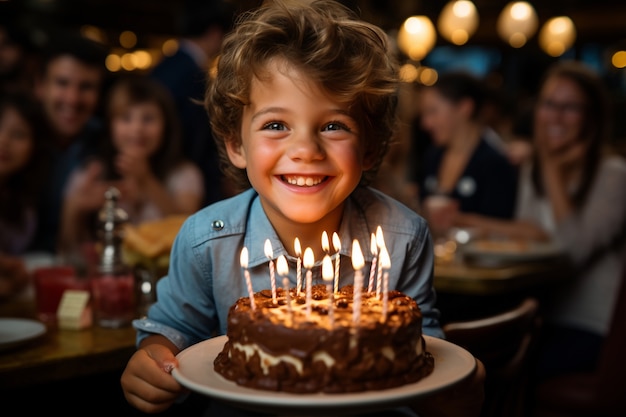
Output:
[379, 246, 391, 321]
[277, 255, 293, 323]
[367, 232, 377, 293]
[294, 238, 302, 295]
[239, 247, 255, 311]
[264, 239, 277, 305]
[332, 232, 341, 293]
[375, 226, 385, 297]
[303, 247, 314, 320]
[322, 254, 334, 328]
[351, 239, 365, 325]
[321, 231, 330, 253]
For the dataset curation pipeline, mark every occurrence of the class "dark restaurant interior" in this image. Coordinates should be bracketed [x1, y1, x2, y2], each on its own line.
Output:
[1, 0, 625, 416]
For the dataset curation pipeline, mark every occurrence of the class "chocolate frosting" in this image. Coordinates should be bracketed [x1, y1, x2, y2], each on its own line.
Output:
[214, 284, 434, 393]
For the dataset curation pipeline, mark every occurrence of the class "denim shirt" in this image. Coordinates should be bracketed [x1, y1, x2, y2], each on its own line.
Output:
[133, 186, 444, 350]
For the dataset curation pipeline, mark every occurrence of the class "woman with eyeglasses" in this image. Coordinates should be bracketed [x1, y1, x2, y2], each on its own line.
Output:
[457, 60, 626, 382]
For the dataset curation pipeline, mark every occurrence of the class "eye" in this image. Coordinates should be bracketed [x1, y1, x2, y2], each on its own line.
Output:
[262, 121, 286, 131]
[323, 121, 351, 132]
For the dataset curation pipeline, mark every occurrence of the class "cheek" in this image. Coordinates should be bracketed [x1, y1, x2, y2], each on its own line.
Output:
[146, 125, 164, 152]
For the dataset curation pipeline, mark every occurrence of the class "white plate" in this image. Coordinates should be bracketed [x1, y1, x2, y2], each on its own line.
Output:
[172, 335, 475, 415]
[0, 318, 46, 352]
[462, 240, 564, 266]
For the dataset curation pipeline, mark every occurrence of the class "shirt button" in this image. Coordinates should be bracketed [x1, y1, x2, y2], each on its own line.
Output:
[212, 220, 225, 230]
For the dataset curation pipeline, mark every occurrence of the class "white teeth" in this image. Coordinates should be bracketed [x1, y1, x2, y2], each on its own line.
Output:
[284, 176, 324, 187]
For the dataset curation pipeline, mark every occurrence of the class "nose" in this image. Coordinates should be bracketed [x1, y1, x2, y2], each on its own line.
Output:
[63, 85, 83, 107]
[286, 130, 325, 162]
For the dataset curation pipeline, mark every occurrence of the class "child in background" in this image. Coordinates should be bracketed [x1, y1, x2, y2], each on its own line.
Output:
[121, 1, 484, 416]
[58, 76, 204, 255]
[0, 91, 49, 297]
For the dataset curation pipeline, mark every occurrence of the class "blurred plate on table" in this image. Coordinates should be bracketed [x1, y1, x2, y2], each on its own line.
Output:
[462, 239, 564, 266]
[172, 335, 475, 415]
[0, 318, 46, 352]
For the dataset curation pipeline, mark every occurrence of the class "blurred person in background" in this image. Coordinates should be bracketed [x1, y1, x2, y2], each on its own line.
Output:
[59, 76, 204, 254]
[0, 91, 50, 298]
[416, 71, 519, 235]
[151, 0, 236, 206]
[31, 32, 108, 254]
[456, 61, 626, 381]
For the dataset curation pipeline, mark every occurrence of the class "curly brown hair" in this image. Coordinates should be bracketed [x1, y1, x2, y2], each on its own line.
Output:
[205, 0, 399, 192]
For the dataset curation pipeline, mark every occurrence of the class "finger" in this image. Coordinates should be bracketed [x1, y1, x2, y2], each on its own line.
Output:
[145, 345, 180, 375]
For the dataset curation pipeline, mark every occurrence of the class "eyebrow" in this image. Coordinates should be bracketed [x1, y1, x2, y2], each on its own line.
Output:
[250, 107, 353, 122]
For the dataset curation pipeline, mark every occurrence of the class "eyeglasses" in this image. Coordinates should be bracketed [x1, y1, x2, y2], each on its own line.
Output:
[538, 99, 586, 114]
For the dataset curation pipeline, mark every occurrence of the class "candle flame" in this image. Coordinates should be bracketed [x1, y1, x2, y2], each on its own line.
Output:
[240, 247, 249, 268]
[375, 225, 385, 249]
[264, 238, 273, 259]
[321, 231, 329, 252]
[277, 254, 289, 276]
[332, 232, 341, 252]
[380, 246, 391, 269]
[370, 233, 377, 255]
[351, 239, 364, 270]
[322, 255, 333, 281]
[303, 247, 315, 268]
[294, 237, 302, 256]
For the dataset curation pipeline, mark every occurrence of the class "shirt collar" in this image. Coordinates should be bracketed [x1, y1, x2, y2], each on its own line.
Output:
[243, 188, 377, 268]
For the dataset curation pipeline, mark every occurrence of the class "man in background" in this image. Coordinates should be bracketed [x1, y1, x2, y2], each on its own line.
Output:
[32, 32, 108, 254]
[151, 0, 236, 206]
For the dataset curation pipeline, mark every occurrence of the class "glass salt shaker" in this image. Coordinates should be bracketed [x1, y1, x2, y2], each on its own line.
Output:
[91, 186, 136, 328]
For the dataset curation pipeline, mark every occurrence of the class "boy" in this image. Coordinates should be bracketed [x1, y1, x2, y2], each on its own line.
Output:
[121, 1, 484, 415]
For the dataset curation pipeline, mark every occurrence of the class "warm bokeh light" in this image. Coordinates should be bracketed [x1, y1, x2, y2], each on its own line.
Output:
[397, 16, 437, 61]
[120, 53, 137, 71]
[437, 0, 479, 46]
[133, 50, 152, 70]
[496, 1, 538, 48]
[419, 67, 438, 86]
[119, 31, 137, 49]
[612, 51, 626, 69]
[399, 63, 419, 83]
[105, 54, 121, 72]
[539, 16, 576, 57]
[80, 25, 107, 44]
[162, 39, 179, 56]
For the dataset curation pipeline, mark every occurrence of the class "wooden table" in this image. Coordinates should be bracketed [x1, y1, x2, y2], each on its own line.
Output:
[0, 295, 137, 389]
[434, 257, 571, 295]
[433, 256, 572, 324]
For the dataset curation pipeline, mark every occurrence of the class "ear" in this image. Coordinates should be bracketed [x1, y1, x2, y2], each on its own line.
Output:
[225, 139, 247, 169]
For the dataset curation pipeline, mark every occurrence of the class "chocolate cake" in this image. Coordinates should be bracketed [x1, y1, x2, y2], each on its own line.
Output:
[213, 284, 434, 393]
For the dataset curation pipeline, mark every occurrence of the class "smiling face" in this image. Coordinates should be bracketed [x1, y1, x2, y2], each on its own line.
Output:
[111, 102, 164, 157]
[226, 61, 368, 235]
[36, 55, 102, 141]
[0, 107, 34, 180]
[534, 75, 587, 152]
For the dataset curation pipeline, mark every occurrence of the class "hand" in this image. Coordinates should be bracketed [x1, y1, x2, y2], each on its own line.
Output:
[411, 358, 486, 417]
[69, 161, 111, 212]
[0, 253, 29, 300]
[121, 342, 185, 413]
[115, 149, 154, 185]
[535, 133, 587, 172]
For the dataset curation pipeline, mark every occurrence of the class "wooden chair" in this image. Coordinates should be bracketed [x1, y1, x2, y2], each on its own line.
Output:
[443, 297, 541, 417]
[532, 264, 626, 417]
